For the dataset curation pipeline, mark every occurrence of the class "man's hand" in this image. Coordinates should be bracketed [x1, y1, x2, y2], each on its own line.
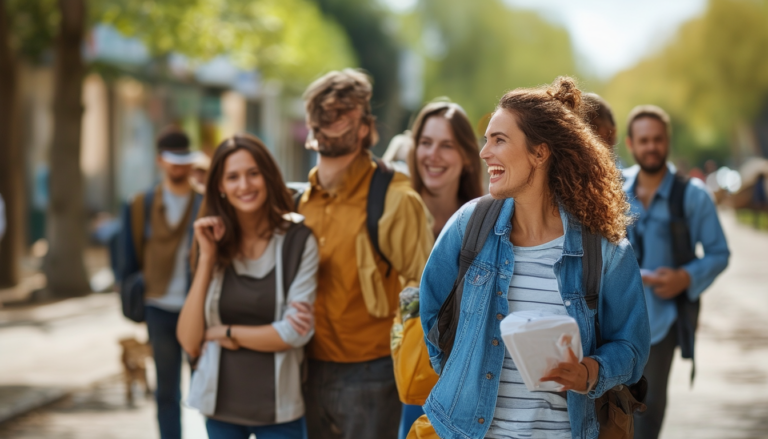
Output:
[642, 267, 691, 299]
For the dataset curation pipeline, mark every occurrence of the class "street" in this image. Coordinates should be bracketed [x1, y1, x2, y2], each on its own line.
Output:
[0, 208, 766, 438]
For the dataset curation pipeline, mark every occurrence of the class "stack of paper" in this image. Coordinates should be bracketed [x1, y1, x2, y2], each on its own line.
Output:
[499, 311, 583, 392]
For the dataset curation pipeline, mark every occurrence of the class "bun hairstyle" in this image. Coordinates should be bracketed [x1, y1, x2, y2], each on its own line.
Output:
[548, 76, 582, 114]
[496, 76, 630, 243]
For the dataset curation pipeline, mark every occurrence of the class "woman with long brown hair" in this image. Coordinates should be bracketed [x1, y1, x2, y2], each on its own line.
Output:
[416, 77, 650, 439]
[409, 101, 484, 237]
[177, 134, 318, 439]
[395, 101, 484, 439]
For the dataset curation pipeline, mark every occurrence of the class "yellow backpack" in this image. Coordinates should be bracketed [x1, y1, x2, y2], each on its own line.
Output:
[406, 415, 439, 439]
[391, 287, 439, 405]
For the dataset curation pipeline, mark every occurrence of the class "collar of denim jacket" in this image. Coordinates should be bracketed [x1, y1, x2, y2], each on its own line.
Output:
[491, 197, 585, 256]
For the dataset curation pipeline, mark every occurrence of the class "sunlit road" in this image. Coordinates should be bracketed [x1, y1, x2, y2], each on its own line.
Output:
[0, 209, 765, 438]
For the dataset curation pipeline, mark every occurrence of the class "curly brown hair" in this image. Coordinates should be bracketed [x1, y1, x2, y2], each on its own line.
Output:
[498, 76, 630, 243]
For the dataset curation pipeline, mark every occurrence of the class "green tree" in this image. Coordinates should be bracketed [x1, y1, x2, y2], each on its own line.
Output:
[96, 0, 355, 87]
[0, 0, 58, 288]
[1, 0, 354, 295]
[603, 0, 768, 166]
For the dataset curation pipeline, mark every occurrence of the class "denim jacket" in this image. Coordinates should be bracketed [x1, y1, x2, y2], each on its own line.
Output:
[420, 198, 651, 439]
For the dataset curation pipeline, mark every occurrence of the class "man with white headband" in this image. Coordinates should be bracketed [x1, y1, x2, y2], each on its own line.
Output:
[118, 126, 203, 439]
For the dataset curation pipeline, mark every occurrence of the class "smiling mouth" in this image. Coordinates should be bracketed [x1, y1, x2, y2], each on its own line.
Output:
[236, 193, 258, 202]
[424, 166, 447, 176]
[488, 165, 505, 179]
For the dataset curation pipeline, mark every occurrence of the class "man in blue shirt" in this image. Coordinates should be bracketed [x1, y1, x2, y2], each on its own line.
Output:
[622, 105, 730, 439]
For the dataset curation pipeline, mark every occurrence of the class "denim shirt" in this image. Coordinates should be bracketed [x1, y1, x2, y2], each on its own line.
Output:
[623, 164, 730, 345]
[420, 198, 650, 439]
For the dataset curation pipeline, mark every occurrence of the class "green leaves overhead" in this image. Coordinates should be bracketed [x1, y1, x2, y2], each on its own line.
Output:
[95, 0, 356, 84]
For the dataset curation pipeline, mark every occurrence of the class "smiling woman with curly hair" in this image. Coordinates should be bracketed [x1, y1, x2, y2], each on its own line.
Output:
[415, 77, 650, 439]
[494, 77, 630, 243]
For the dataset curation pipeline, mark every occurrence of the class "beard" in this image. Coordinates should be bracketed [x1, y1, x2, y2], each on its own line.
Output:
[634, 151, 667, 174]
[314, 125, 360, 158]
[168, 173, 190, 185]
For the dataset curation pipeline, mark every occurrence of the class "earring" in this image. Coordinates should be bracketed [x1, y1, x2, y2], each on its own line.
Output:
[220, 192, 226, 198]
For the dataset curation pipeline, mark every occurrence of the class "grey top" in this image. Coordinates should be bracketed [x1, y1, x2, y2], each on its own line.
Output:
[487, 235, 571, 439]
[211, 264, 277, 426]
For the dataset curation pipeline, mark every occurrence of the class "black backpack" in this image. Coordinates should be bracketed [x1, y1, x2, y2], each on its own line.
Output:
[293, 158, 395, 276]
[632, 173, 698, 381]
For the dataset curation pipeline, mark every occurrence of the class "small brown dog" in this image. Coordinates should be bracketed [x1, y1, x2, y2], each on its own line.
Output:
[119, 337, 153, 405]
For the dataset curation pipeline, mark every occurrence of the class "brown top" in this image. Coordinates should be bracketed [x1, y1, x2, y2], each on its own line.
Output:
[140, 185, 195, 299]
[211, 266, 276, 426]
[297, 151, 434, 363]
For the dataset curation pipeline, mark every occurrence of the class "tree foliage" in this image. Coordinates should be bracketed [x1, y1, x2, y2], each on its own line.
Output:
[94, 0, 356, 86]
[6, 0, 356, 85]
[602, 0, 768, 165]
[6, 0, 58, 60]
[405, 0, 577, 128]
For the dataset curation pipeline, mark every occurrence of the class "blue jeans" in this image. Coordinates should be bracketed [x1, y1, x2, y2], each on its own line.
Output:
[399, 404, 424, 439]
[145, 305, 183, 439]
[206, 417, 306, 439]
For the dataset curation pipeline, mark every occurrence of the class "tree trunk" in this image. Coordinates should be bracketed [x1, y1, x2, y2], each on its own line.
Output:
[44, 0, 90, 297]
[0, 0, 23, 288]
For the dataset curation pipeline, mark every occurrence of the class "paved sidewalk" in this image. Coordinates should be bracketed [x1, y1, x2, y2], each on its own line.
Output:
[660, 210, 768, 439]
[0, 292, 206, 438]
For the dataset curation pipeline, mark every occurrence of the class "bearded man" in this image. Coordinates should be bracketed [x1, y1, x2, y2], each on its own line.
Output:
[296, 69, 433, 439]
[622, 105, 730, 439]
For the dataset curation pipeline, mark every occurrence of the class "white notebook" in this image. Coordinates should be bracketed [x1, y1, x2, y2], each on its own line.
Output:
[499, 311, 583, 392]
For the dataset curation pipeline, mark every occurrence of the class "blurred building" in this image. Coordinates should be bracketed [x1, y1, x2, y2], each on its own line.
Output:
[18, 25, 315, 244]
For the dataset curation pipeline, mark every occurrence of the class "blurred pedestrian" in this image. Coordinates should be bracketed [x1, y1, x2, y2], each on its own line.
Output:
[417, 77, 649, 439]
[392, 100, 483, 439]
[117, 127, 203, 439]
[177, 134, 318, 439]
[191, 152, 211, 194]
[622, 105, 730, 439]
[296, 69, 433, 439]
[583, 92, 617, 147]
[382, 130, 413, 176]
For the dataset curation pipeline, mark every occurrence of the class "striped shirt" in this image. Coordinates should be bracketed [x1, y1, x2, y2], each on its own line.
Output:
[486, 235, 571, 439]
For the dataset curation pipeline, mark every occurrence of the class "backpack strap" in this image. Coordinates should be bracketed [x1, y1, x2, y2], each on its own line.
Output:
[433, 195, 504, 369]
[669, 173, 699, 383]
[282, 221, 312, 298]
[293, 190, 304, 211]
[458, 195, 501, 280]
[669, 174, 695, 266]
[367, 159, 395, 277]
[582, 225, 604, 346]
[130, 188, 156, 268]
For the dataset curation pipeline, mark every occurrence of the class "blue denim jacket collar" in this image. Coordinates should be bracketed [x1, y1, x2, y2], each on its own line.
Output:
[493, 198, 584, 256]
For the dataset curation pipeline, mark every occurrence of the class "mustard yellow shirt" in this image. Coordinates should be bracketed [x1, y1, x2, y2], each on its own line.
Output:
[297, 152, 434, 363]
